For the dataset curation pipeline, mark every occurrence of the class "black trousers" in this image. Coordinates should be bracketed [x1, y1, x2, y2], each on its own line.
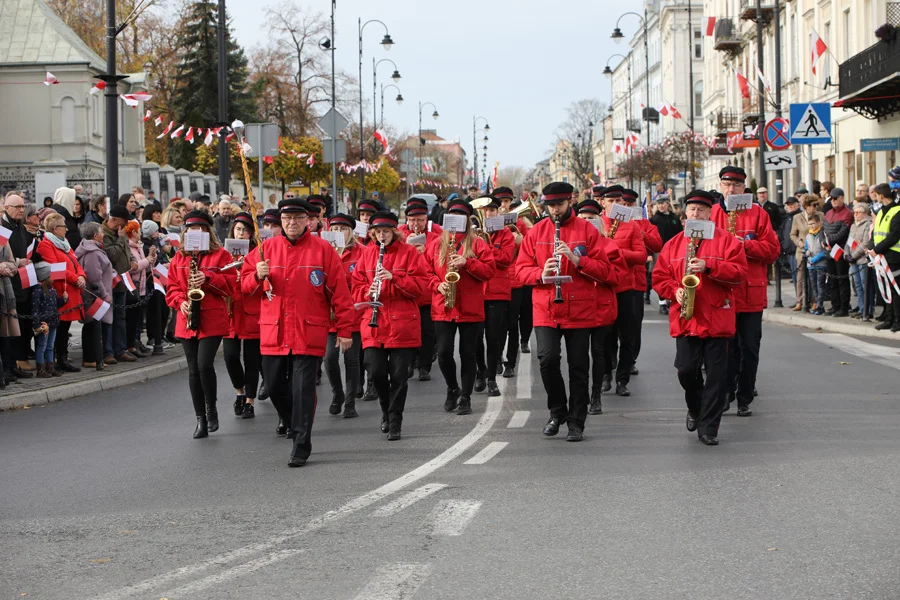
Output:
[519, 286, 534, 347]
[412, 306, 435, 373]
[589, 325, 611, 394]
[262, 353, 318, 461]
[55, 320, 72, 361]
[81, 320, 103, 364]
[325, 331, 362, 400]
[535, 326, 591, 430]
[633, 289, 645, 361]
[675, 336, 729, 437]
[604, 291, 638, 385]
[15, 298, 32, 361]
[125, 292, 142, 349]
[504, 287, 524, 367]
[826, 257, 851, 312]
[181, 336, 222, 417]
[434, 321, 482, 396]
[223, 337, 261, 399]
[726, 311, 763, 405]
[146, 291, 168, 346]
[476, 300, 509, 381]
[364, 347, 414, 427]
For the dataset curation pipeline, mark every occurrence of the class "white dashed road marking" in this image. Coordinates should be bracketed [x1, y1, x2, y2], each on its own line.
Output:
[804, 333, 900, 370]
[464, 441, 509, 465]
[164, 549, 303, 598]
[351, 563, 431, 600]
[507, 410, 530, 428]
[371, 484, 448, 517]
[423, 500, 482, 536]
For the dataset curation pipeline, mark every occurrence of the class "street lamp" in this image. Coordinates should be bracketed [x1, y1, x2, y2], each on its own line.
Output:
[359, 18, 394, 199]
[612, 12, 650, 150]
[379, 83, 402, 129]
[372, 57, 400, 150]
[473, 116, 489, 188]
[418, 101, 439, 182]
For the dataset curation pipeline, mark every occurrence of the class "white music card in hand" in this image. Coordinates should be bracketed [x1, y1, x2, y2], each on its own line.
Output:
[503, 213, 518, 225]
[606, 203, 633, 222]
[320, 230, 346, 248]
[259, 228, 274, 240]
[726, 193, 753, 212]
[683, 219, 716, 240]
[225, 239, 250, 256]
[354, 222, 369, 238]
[442, 214, 468, 233]
[542, 275, 573, 285]
[184, 230, 210, 251]
[484, 215, 506, 233]
[586, 218, 603, 232]
[631, 206, 645, 220]
[406, 233, 427, 246]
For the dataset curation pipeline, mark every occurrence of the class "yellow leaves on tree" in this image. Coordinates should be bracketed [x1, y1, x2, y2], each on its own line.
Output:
[340, 160, 400, 194]
[266, 137, 330, 186]
[194, 142, 243, 178]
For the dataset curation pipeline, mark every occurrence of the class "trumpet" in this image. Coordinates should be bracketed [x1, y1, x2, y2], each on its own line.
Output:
[608, 218, 622, 239]
[444, 241, 460, 309]
[186, 252, 205, 331]
[680, 234, 702, 320]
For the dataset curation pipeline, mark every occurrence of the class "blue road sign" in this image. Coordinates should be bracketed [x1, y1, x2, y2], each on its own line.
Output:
[860, 138, 900, 152]
[789, 103, 832, 145]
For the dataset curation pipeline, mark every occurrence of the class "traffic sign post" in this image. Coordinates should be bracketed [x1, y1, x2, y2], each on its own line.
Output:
[764, 118, 791, 151]
[789, 103, 832, 145]
[764, 149, 797, 171]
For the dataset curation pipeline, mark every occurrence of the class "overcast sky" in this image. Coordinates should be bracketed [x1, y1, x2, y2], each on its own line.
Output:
[227, 0, 641, 173]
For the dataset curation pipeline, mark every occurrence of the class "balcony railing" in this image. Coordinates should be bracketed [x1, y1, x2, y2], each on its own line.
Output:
[839, 28, 900, 101]
[739, 0, 775, 22]
[626, 119, 642, 133]
[711, 110, 740, 134]
[612, 129, 625, 140]
[713, 18, 743, 57]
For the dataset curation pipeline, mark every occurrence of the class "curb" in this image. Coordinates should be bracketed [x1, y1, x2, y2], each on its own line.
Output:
[763, 310, 900, 341]
[0, 356, 187, 412]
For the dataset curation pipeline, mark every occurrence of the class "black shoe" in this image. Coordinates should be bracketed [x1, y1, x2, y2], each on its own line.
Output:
[152, 345, 164, 355]
[875, 320, 895, 330]
[444, 388, 460, 412]
[724, 392, 735, 413]
[502, 364, 515, 378]
[285, 428, 293, 439]
[615, 383, 630, 397]
[387, 427, 401, 441]
[566, 427, 584, 442]
[644, 295, 651, 305]
[601, 374, 611, 393]
[407, 363, 415, 379]
[659, 304, 669, 315]
[753, 388, 758, 397]
[456, 396, 472, 415]
[288, 456, 307, 467]
[165, 334, 178, 344]
[329, 394, 345, 415]
[258, 381, 269, 401]
[737, 403, 753, 417]
[686, 412, 698, 432]
[588, 390, 603, 415]
[193, 416, 208, 439]
[4, 371, 18, 383]
[233, 394, 246, 417]
[343, 401, 358, 419]
[833, 310, 849, 317]
[543, 417, 561, 436]
[381, 414, 389, 433]
[129, 347, 150, 358]
[474, 372, 486, 393]
[10, 367, 32, 379]
[241, 404, 255, 419]
[276, 418, 287, 436]
[496, 364, 503, 375]
[876, 310, 890, 322]
[56, 359, 81, 373]
[699, 434, 719, 446]
[487, 380, 501, 397]
[362, 383, 378, 402]
[206, 406, 219, 432]
[418, 369, 431, 382]
[521, 343, 530, 354]
[630, 366, 639, 376]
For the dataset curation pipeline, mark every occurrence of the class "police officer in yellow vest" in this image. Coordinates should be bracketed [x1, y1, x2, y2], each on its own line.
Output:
[869, 175, 900, 332]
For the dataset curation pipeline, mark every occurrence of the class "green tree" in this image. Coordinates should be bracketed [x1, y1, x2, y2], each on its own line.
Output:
[169, 0, 256, 170]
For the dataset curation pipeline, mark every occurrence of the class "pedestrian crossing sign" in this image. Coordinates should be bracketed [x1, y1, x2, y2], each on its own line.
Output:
[789, 103, 832, 145]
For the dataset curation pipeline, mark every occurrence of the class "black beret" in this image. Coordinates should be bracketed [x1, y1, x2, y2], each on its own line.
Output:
[602, 184, 624, 198]
[233, 211, 255, 229]
[263, 208, 281, 224]
[405, 202, 429, 216]
[492, 186, 514, 200]
[278, 198, 312, 214]
[109, 205, 130, 220]
[621, 189, 639, 203]
[719, 166, 747, 182]
[184, 210, 214, 227]
[591, 185, 607, 198]
[307, 194, 327, 207]
[370, 211, 399, 228]
[329, 213, 356, 229]
[447, 199, 475, 217]
[541, 181, 574, 204]
[577, 199, 602, 215]
[684, 189, 715, 207]
[358, 200, 380, 213]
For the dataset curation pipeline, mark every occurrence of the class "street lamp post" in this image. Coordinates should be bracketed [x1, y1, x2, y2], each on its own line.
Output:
[473, 116, 489, 189]
[612, 10, 651, 152]
[358, 18, 394, 200]
[417, 101, 439, 184]
[373, 57, 401, 143]
[687, 0, 696, 188]
[379, 83, 403, 129]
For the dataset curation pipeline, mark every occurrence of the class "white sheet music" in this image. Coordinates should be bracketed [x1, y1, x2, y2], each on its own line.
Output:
[184, 230, 209, 251]
[406, 233, 427, 246]
[354, 222, 369, 238]
[259, 228, 274, 240]
[442, 214, 468, 233]
[726, 193, 753, 212]
[607, 203, 633, 222]
[224, 239, 250, 256]
[484, 215, 506, 233]
[320, 230, 346, 248]
[683, 219, 716, 240]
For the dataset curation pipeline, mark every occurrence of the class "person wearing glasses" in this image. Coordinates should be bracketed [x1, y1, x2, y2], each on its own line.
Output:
[2, 194, 42, 380]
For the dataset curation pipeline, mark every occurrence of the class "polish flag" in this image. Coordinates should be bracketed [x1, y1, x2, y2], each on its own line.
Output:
[153, 264, 169, 285]
[755, 60, 771, 92]
[307, 154, 315, 167]
[203, 128, 215, 146]
[153, 275, 166, 294]
[704, 16, 716, 36]
[44, 72, 59, 86]
[185, 127, 195, 144]
[18, 263, 37, 287]
[120, 272, 137, 293]
[25, 239, 35, 258]
[734, 68, 751, 100]
[111, 273, 122, 288]
[157, 121, 174, 139]
[154, 116, 163, 127]
[49, 262, 66, 281]
[86, 299, 111, 321]
[122, 93, 152, 107]
[143, 109, 152, 122]
[373, 129, 389, 152]
[830, 245, 844, 261]
[0, 223, 12, 246]
[225, 130, 235, 142]
[170, 124, 185, 139]
[811, 29, 828, 75]
[90, 81, 106, 95]
[848, 239, 860, 253]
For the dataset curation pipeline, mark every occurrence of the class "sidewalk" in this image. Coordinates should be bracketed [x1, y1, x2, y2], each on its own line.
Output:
[1, 322, 185, 411]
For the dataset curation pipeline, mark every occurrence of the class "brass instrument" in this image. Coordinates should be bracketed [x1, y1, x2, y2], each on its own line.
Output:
[680, 234, 702, 320]
[443, 240, 460, 309]
[186, 252, 205, 330]
[608, 218, 622, 239]
[470, 197, 492, 243]
[727, 207, 746, 236]
[368, 241, 387, 328]
[553, 217, 564, 304]
[512, 197, 542, 221]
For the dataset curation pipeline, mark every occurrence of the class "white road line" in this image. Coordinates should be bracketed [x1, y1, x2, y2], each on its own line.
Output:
[164, 549, 302, 598]
[464, 442, 509, 465]
[96, 397, 504, 600]
[423, 500, 482, 536]
[351, 563, 430, 600]
[371, 484, 448, 517]
[516, 358, 532, 399]
[804, 333, 900, 370]
[643, 319, 666, 324]
[507, 410, 530, 428]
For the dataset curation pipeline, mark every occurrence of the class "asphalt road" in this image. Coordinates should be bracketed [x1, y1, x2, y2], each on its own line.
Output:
[2, 316, 900, 600]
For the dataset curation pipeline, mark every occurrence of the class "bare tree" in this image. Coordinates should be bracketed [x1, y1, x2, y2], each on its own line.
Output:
[558, 98, 606, 186]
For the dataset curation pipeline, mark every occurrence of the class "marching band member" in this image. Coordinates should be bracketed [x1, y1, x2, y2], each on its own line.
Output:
[398, 198, 441, 381]
[356, 198, 380, 247]
[493, 187, 527, 378]
[241, 198, 355, 468]
[306, 194, 330, 233]
[474, 197, 516, 396]
[600, 186, 647, 398]
[324, 213, 364, 419]
[166, 211, 235, 439]
[262, 208, 282, 236]
[224, 212, 262, 420]
[711, 166, 780, 416]
[351, 211, 427, 440]
[652, 190, 748, 445]
[514, 182, 619, 442]
[424, 199, 496, 416]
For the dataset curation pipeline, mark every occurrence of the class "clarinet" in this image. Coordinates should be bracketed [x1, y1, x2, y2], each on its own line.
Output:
[553, 217, 564, 304]
[368, 241, 387, 328]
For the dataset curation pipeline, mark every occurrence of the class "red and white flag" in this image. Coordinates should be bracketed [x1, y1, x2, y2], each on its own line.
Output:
[185, 127, 195, 144]
[733, 68, 751, 100]
[86, 299, 111, 321]
[49, 262, 66, 281]
[44, 72, 59, 86]
[157, 121, 174, 139]
[120, 272, 136, 293]
[153, 264, 169, 285]
[121, 93, 152, 107]
[306, 154, 315, 167]
[90, 81, 106, 96]
[704, 16, 716, 36]
[111, 273, 122, 288]
[203, 128, 215, 146]
[154, 115, 163, 127]
[18, 263, 37, 287]
[25, 239, 35, 258]
[373, 129, 389, 153]
[848, 238, 860, 253]
[811, 29, 828, 75]
[153, 276, 166, 294]
[754, 60, 771, 92]
[143, 109, 152, 122]
[830, 245, 844, 261]
[170, 124, 185, 139]
[656, 102, 682, 119]
[0, 223, 12, 246]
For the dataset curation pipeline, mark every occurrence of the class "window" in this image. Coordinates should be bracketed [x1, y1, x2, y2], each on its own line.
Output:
[693, 28, 703, 59]
[561, 155, 568, 169]
[790, 12, 798, 79]
[694, 81, 703, 117]
[844, 150, 855, 189]
[826, 155, 836, 184]
[60, 97, 76, 143]
[868, 151, 877, 186]
[812, 159, 820, 182]
[842, 10, 851, 59]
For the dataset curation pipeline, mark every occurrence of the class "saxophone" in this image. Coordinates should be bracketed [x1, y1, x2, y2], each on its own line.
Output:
[608, 218, 621, 239]
[680, 235, 701, 320]
[443, 239, 460, 309]
[186, 252, 205, 330]
[728, 210, 738, 235]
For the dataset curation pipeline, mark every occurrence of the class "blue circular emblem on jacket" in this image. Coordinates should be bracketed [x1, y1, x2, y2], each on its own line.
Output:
[309, 269, 325, 287]
[573, 244, 587, 257]
[348, 263, 356, 273]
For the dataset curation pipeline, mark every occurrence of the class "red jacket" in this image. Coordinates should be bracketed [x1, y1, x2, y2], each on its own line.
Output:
[602, 217, 646, 293]
[351, 240, 427, 349]
[240, 231, 355, 357]
[398, 221, 443, 237]
[630, 219, 662, 292]
[424, 233, 496, 322]
[331, 242, 364, 333]
[711, 202, 780, 312]
[166, 248, 235, 339]
[514, 210, 619, 329]
[652, 227, 748, 338]
[483, 228, 516, 301]
[399, 228, 441, 306]
[229, 264, 261, 339]
[37, 238, 85, 322]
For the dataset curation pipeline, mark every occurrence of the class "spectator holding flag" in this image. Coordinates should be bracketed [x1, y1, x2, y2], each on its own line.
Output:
[76, 222, 114, 369]
[847, 203, 874, 321]
[823, 188, 853, 316]
[29, 262, 66, 378]
[805, 214, 828, 315]
[125, 220, 155, 358]
[103, 205, 136, 364]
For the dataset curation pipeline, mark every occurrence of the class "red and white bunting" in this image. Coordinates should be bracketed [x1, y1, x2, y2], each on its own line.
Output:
[157, 121, 174, 139]
[143, 109, 152, 122]
[86, 299, 111, 321]
[306, 154, 315, 166]
[49, 262, 66, 281]
[18, 263, 37, 287]
[154, 115, 163, 127]
[0, 223, 12, 246]
[203, 128, 214, 146]
[185, 127, 195, 144]
[170, 124, 185, 139]
[90, 81, 107, 96]
[373, 129, 389, 154]
[122, 92, 152, 107]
